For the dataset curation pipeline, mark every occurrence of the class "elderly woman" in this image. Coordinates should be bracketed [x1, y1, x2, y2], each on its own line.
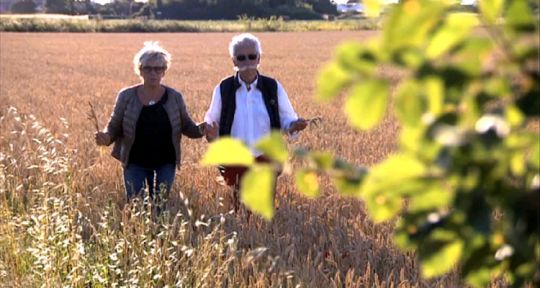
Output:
[95, 41, 205, 203]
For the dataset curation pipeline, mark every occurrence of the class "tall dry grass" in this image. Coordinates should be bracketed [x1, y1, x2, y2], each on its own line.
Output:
[0, 17, 379, 33]
[0, 32, 483, 287]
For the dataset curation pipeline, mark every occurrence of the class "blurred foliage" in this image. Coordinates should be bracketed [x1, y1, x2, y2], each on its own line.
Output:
[9, 0, 37, 14]
[45, 0, 70, 14]
[4, 0, 339, 19]
[202, 0, 539, 286]
[156, 0, 334, 20]
[14, 0, 337, 19]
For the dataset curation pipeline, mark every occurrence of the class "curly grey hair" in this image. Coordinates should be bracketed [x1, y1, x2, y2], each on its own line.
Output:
[133, 41, 171, 76]
[228, 33, 262, 57]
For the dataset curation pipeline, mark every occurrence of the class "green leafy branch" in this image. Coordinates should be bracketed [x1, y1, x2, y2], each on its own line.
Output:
[201, 0, 539, 286]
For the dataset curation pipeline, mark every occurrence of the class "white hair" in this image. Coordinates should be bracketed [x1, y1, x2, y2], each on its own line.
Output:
[133, 41, 171, 76]
[228, 33, 262, 57]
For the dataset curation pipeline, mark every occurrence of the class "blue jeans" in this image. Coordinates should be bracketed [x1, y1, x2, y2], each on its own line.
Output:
[123, 163, 176, 201]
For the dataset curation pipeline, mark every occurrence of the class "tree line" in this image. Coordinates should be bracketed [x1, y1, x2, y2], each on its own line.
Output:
[9, 0, 339, 20]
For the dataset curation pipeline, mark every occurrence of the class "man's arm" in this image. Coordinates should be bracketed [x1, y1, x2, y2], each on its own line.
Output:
[204, 85, 222, 141]
[275, 81, 307, 135]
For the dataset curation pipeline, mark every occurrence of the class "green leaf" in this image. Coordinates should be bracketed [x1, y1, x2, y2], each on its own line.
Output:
[336, 41, 377, 75]
[485, 76, 511, 98]
[505, 0, 535, 32]
[334, 177, 362, 197]
[505, 105, 524, 127]
[316, 62, 351, 101]
[431, 228, 459, 242]
[311, 151, 334, 170]
[515, 263, 536, 279]
[400, 126, 426, 153]
[360, 153, 427, 222]
[366, 192, 403, 222]
[394, 220, 417, 250]
[426, 12, 477, 59]
[408, 184, 453, 212]
[201, 138, 254, 166]
[424, 77, 444, 117]
[345, 80, 389, 130]
[240, 164, 275, 220]
[364, 153, 427, 191]
[421, 240, 464, 278]
[479, 0, 504, 24]
[395, 80, 423, 127]
[510, 151, 526, 176]
[295, 169, 320, 198]
[364, 0, 382, 18]
[382, 0, 446, 54]
[255, 131, 288, 164]
[398, 48, 425, 69]
[455, 38, 494, 76]
[465, 267, 492, 288]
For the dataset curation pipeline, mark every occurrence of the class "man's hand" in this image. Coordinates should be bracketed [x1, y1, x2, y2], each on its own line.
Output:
[288, 118, 308, 134]
[95, 131, 111, 146]
[205, 121, 219, 142]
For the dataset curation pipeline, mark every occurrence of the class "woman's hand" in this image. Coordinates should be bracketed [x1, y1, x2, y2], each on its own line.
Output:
[205, 122, 219, 142]
[95, 131, 112, 146]
[288, 118, 308, 134]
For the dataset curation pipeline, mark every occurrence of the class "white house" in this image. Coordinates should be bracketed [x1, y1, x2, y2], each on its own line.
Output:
[336, 0, 363, 13]
[331, 0, 477, 14]
[332, 0, 398, 14]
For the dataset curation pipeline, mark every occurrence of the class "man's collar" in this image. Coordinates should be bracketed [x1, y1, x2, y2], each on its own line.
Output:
[236, 73, 259, 89]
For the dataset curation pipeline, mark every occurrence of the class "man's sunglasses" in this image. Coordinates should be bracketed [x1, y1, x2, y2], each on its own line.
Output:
[141, 66, 166, 73]
[235, 54, 258, 61]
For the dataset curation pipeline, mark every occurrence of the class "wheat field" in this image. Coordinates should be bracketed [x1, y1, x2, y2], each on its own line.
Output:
[0, 32, 474, 287]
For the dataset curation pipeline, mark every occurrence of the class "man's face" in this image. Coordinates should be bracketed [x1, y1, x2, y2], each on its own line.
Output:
[232, 43, 260, 72]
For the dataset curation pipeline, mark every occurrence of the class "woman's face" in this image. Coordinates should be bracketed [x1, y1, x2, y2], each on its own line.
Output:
[139, 58, 167, 86]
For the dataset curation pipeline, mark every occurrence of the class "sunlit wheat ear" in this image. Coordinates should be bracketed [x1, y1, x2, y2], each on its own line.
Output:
[87, 102, 100, 132]
[87, 101, 106, 156]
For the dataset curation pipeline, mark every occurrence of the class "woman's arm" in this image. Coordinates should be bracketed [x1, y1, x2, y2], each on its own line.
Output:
[98, 90, 128, 145]
[177, 94, 204, 139]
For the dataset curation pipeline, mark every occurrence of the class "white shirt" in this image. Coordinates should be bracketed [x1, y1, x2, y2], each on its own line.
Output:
[204, 76, 299, 156]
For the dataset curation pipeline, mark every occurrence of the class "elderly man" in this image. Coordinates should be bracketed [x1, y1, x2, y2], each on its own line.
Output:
[204, 33, 307, 212]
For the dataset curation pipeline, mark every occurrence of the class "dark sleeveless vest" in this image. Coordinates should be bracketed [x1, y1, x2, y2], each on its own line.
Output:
[218, 74, 281, 136]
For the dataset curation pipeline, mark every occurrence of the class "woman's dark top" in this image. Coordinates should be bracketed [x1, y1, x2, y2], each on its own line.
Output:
[128, 90, 176, 168]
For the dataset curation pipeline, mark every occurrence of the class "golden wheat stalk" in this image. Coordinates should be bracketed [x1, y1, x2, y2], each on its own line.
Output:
[87, 102, 100, 132]
[306, 116, 323, 128]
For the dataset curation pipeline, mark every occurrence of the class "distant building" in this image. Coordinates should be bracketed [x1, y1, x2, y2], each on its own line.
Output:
[331, 0, 476, 14]
[335, 0, 363, 14]
[332, 0, 398, 14]
[461, 0, 477, 6]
